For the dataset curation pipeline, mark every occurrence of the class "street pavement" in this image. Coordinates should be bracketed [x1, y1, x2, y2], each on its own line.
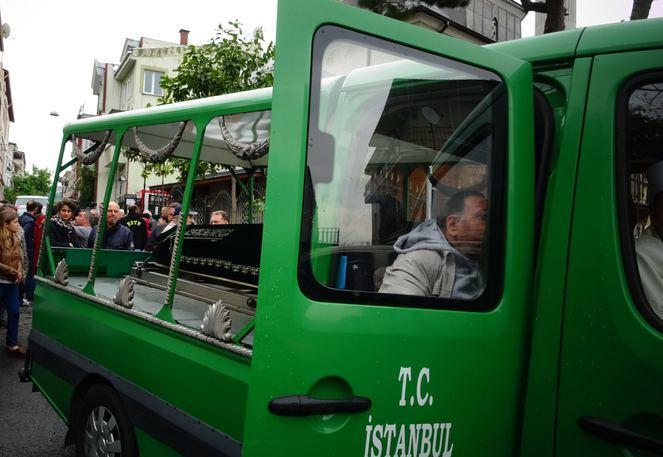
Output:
[0, 305, 74, 457]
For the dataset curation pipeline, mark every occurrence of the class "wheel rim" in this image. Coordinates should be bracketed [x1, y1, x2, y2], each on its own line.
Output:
[83, 405, 123, 457]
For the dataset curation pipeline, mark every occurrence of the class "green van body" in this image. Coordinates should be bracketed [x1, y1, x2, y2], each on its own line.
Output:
[24, 1, 663, 456]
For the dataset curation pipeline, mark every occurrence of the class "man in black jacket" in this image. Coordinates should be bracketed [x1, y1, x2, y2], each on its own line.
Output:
[18, 200, 42, 305]
[87, 202, 134, 250]
[120, 205, 148, 250]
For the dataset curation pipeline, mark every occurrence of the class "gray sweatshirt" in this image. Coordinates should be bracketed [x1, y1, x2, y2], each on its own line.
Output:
[379, 219, 483, 300]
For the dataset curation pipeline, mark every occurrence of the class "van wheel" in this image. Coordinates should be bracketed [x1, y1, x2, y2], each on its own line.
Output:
[74, 384, 138, 457]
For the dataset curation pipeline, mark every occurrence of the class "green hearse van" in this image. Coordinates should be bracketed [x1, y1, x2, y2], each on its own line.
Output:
[21, 1, 663, 456]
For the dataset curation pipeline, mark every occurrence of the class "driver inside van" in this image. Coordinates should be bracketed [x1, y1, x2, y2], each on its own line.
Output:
[379, 190, 487, 299]
[635, 161, 663, 319]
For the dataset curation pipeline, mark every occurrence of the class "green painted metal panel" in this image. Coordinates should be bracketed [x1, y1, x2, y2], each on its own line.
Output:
[518, 59, 592, 457]
[62, 89, 271, 138]
[31, 361, 74, 422]
[557, 49, 663, 455]
[577, 18, 663, 58]
[51, 248, 150, 276]
[244, 0, 534, 455]
[134, 429, 182, 457]
[33, 282, 251, 442]
[488, 27, 583, 64]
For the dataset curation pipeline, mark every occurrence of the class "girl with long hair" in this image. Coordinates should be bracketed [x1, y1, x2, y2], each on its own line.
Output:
[0, 206, 27, 357]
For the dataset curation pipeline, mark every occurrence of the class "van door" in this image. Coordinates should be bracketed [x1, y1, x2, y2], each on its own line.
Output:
[245, 1, 535, 455]
[556, 48, 663, 455]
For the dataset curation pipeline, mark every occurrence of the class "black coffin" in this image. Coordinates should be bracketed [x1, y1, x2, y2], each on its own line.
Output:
[151, 224, 263, 285]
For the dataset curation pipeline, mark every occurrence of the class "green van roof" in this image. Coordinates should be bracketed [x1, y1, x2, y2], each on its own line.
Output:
[488, 17, 663, 64]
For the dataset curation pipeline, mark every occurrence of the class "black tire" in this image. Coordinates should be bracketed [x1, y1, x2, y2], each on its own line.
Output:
[74, 384, 138, 457]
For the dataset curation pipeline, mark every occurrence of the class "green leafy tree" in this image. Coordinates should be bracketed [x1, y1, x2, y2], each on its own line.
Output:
[4, 166, 52, 203]
[160, 20, 274, 104]
[126, 21, 274, 183]
[77, 165, 96, 208]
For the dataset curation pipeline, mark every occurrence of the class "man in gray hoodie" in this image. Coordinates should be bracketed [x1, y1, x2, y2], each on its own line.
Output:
[379, 190, 487, 300]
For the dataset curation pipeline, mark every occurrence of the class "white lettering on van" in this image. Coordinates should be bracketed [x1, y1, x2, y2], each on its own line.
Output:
[416, 368, 430, 406]
[398, 367, 412, 406]
[398, 367, 433, 407]
[362, 367, 453, 456]
[364, 420, 454, 457]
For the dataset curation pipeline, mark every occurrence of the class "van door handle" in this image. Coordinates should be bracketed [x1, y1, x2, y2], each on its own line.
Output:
[268, 395, 371, 416]
[579, 416, 663, 455]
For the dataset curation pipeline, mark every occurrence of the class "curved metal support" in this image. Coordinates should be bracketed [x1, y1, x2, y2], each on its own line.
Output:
[113, 277, 135, 309]
[163, 214, 185, 303]
[132, 121, 188, 163]
[70, 131, 111, 165]
[87, 214, 103, 285]
[54, 259, 69, 286]
[201, 300, 232, 342]
[218, 117, 269, 161]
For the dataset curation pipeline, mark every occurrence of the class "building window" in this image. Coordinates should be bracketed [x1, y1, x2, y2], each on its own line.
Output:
[121, 77, 134, 110]
[143, 70, 164, 96]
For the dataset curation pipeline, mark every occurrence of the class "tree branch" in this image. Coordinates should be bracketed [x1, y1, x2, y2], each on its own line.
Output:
[519, 0, 548, 13]
[631, 0, 654, 20]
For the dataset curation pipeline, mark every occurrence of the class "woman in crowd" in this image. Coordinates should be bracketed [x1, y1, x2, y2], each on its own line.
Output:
[48, 199, 76, 247]
[0, 206, 27, 357]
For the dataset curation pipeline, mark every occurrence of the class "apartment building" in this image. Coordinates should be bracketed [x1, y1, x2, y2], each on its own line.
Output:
[341, 0, 526, 44]
[0, 10, 15, 199]
[89, 30, 189, 205]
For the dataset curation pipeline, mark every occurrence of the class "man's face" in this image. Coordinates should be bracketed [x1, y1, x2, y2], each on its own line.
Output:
[106, 203, 121, 227]
[445, 195, 488, 259]
[75, 212, 88, 226]
[210, 213, 228, 225]
[167, 207, 176, 222]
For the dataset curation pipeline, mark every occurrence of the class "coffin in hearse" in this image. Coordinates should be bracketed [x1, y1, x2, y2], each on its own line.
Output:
[149, 223, 263, 287]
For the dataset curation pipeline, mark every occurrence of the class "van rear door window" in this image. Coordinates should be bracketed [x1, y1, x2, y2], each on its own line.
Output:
[620, 75, 663, 327]
[299, 26, 507, 308]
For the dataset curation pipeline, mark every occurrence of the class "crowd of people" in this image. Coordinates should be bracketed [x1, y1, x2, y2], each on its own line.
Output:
[46, 199, 230, 251]
[0, 198, 231, 358]
[0, 200, 41, 357]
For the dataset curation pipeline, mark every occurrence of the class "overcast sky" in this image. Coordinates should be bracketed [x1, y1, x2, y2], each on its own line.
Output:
[1, 0, 661, 173]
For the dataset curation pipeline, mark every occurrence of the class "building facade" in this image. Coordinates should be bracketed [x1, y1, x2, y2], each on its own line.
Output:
[0, 10, 15, 199]
[2, 142, 24, 189]
[89, 31, 189, 205]
[11, 143, 24, 176]
[342, 0, 526, 44]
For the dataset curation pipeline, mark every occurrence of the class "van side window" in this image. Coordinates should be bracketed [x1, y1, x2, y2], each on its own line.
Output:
[620, 75, 663, 324]
[299, 26, 507, 309]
